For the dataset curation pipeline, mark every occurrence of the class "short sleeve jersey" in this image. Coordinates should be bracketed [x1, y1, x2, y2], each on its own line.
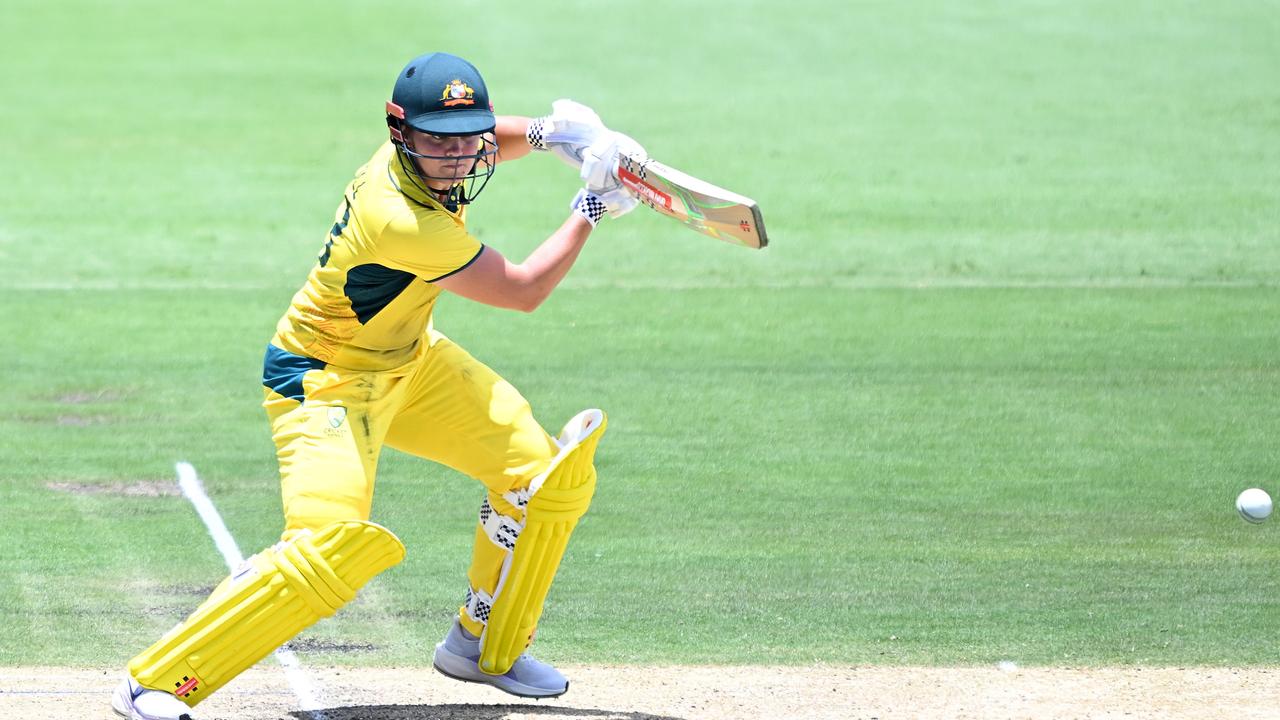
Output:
[271, 141, 483, 371]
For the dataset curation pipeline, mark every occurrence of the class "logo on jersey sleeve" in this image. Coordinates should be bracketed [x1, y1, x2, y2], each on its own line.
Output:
[441, 79, 476, 107]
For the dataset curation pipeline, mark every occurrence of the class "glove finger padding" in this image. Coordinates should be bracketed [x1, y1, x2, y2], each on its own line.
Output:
[610, 131, 646, 164]
[532, 99, 607, 170]
[580, 136, 621, 193]
[581, 131, 647, 189]
[579, 133, 642, 219]
[598, 187, 639, 217]
[548, 99, 603, 135]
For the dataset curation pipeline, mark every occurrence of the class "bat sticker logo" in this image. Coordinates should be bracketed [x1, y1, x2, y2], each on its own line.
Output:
[441, 79, 476, 107]
[618, 164, 672, 210]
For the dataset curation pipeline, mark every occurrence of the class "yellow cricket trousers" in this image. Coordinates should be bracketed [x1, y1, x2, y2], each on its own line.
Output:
[261, 328, 558, 635]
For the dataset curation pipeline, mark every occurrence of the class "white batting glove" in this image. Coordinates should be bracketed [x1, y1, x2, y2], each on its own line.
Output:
[570, 186, 638, 226]
[570, 189, 609, 227]
[527, 99, 607, 170]
[578, 132, 644, 218]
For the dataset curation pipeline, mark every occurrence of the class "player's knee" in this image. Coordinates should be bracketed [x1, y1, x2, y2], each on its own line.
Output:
[282, 484, 373, 534]
[282, 505, 373, 543]
[484, 430, 558, 497]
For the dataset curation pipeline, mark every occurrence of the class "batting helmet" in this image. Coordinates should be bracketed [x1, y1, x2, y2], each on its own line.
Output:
[386, 53, 497, 206]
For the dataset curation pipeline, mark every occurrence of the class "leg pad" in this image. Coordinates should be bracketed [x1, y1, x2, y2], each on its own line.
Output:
[479, 410, 606, 675]
[128, 521, 404, 706]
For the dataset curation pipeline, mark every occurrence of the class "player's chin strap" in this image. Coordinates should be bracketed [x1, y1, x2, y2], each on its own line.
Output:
[468, 409, 607, 675]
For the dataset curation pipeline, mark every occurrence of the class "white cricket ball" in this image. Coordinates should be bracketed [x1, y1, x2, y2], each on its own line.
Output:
[1235, 488, 1273, 524]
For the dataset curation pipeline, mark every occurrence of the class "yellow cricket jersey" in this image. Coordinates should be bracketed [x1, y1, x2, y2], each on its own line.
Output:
[271, 141, 484, 372]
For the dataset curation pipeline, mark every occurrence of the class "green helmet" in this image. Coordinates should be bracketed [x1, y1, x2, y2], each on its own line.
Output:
[386, 53, 497, 206]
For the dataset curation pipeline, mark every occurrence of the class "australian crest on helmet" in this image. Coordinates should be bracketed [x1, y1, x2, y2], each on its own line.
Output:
[442, 79, 476, 107]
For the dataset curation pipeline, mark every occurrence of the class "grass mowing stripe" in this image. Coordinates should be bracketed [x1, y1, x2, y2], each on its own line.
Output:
[3, 0, 1277, 670]
[4, 286, 1275, 665]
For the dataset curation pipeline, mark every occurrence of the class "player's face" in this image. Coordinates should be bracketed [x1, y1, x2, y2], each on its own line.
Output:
[406, 129, 486, 191]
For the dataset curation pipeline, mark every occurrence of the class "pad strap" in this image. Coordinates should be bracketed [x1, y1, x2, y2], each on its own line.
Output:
[479, 497, 523, 551]
[465, 586, 496, 626]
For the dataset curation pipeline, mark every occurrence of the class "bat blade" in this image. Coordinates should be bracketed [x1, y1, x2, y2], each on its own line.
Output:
[617, 154, 768, 249]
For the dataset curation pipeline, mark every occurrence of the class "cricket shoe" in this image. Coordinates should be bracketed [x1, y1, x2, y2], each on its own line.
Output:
[432, 617, 569, 698]
[111, 676, 194, 720]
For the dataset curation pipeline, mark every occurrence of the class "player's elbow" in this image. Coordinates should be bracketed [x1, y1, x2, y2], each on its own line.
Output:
[506, 268, 554, 312]
[508, 296, 538, 313]
[480, 287, 541, 312]
[512, 286, 549, 313]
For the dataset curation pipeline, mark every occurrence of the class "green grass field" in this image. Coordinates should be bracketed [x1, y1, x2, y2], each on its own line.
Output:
[2, 0, 1277, 671]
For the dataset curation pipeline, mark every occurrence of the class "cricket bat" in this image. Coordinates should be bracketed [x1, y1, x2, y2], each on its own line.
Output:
[616, 153, 768, 249]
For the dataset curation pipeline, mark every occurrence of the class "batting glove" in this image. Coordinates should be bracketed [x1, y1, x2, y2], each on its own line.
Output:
[570, 186, 637, 227]
[578, 132, 643, 218]
[527, 99, 608, 170]
[570, 189, 609, 227]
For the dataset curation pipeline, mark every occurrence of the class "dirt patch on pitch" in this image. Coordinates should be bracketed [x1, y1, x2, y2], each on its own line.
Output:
[2, 665, 1278, 719]
[53, 413, 115, 426]
[284, 638, 381, 654]
[46, 480, 181, 497]
[15, 413, 118, 426]
[52, 388, 131, 405]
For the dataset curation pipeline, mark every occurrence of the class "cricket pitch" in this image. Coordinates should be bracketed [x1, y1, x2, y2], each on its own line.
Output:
[2, 665, 1277, 719]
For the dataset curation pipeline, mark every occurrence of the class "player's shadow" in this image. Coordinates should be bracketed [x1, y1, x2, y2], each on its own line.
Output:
[291, 705, 686, 720]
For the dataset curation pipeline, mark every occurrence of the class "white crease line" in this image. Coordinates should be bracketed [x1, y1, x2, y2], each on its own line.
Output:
[175, 461, 326, 718]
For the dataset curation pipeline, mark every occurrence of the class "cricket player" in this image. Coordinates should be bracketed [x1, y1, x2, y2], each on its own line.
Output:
[112, 51, 639, 720]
